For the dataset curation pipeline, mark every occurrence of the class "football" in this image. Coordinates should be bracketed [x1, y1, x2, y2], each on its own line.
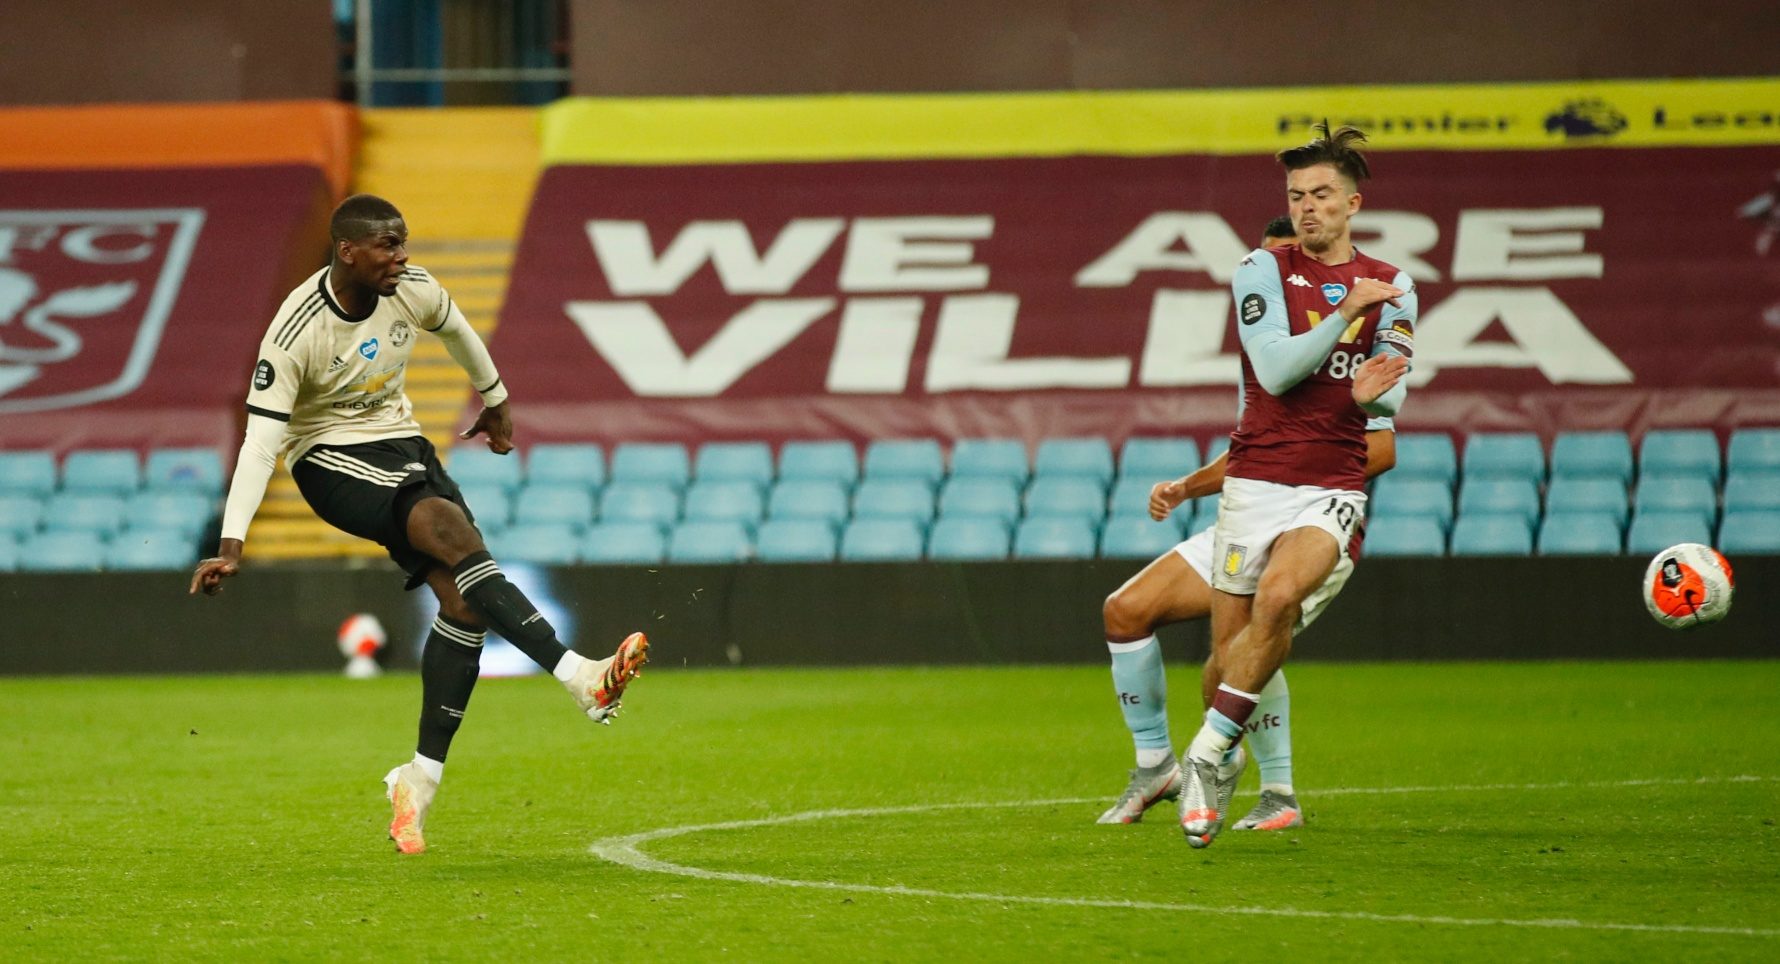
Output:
[1642, 543, 1735, 630]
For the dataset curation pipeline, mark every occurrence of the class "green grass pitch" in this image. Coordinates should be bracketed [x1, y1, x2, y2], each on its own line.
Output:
[4, 661, 1777, 961]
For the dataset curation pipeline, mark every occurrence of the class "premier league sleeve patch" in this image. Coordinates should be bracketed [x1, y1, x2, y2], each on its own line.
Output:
[253, 359, 275, 391]
[1239, 293, 1266, 326]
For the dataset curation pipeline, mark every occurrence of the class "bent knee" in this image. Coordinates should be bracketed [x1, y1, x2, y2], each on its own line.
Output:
[1102, 590, 1154, 641]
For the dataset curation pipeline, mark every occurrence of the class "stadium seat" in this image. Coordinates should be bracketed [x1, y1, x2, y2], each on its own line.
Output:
[610, 442, 691, 489]
[852, 478, 935, 529]
[937, 477, 1021, 526]
[926, 517, 1011, 561]
[597, 481, 681, 527]
[1723, 472, 1780, 514]
[61, 449, 140, 494]
[682, 479, 765, 530]
[1392, 433, 1458, 485]
[1448, 513, 1532, 556]
[1456, 478, 1541, 526]
[579, 522, 666, 564]
[105, 529, 197, 570]
[778, 441, 858, 487]
[1550, 431, 1633, 484]
[485, 524, 580, 566]
[1370, 477, 1454, 530]
[18, 530, 107, 572]
[1186, 507, 1216, 537]
[1024, 477, 1107, 525]
[43, 493, 126, 536]
[1118, 438, 1200, 482]
[766, 479, 851, 526]
[456, 484, 512, 531]
[0, 451, 57, 496]
[1099, 517, 1183, 559]
[694, 442, 774, 488]
[511, 483, 597, 531]
[668, 520, 752, 563]
[862, 439, 944, 485]
[1544, 477, 1629, 526]
[839, 518, 925, 561]
[1033, 438, 1114, 486]
[1633, 476, 1717, 521]
[1013, 517, 1098, 559]
[1537, 513, 1623, 555]
[526, 443, 606, 488]
[1639, 429, 1720, 484]
[144, 448, 226, 493]
[1364, 516, 1447, 556]
[124, 491, 214, 537]
[1462, 433, 1544, 483]
[1107, 477, 1180, 521]
[448, 445, 523, 491]
[1625, 511, 1714, 555]
[754, 519, 838, 562]
[0, 494, 44, 537]
[1727, 428, 1780, 476]
[950, 438, 1028, 485]
[1205, 436, 1230, 462]
[0, 536, 17, 572]
[1717, 510, 1780, 553]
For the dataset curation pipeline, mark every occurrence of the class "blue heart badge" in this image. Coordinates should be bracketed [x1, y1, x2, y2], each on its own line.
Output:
[1321, 283, 1348, 306]
[358, 338, 380, 360]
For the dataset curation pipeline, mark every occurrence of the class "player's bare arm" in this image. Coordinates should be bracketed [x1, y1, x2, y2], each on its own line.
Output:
[189, 538, 244, 595]
[460, 400, 514, 454]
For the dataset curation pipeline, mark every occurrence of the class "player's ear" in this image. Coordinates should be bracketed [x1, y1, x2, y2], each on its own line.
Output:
[335, 237, 356, 265]
[1347, 190, 1363, 215]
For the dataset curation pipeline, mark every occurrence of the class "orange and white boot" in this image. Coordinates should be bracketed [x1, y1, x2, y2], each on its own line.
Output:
[384, 762, 437, 855]
[565, 632, 650, 724]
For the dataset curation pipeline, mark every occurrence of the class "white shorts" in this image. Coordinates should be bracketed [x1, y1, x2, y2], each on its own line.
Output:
[1173, 525, 1354, 636]
[1197, 476, 1367, 627]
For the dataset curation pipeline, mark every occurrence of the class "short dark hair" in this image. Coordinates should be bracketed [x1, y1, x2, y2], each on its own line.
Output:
[329, 194, 404, 244]
[1276, 121, 1371, 187]
[1262, 216, 1296, 240]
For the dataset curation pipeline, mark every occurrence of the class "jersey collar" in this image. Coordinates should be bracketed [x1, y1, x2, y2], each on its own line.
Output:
[318, 268, 379, 323]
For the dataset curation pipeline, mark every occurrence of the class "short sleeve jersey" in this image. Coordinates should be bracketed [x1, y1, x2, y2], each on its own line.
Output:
[1226, 244, 1416, 491]
[245, 265, 452, 463]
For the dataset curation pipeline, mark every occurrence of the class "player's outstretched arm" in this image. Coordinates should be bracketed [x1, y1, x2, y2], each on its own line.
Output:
[190, 538, 243, 596]
[1149, 451, 1232, 520]
[460, 400, 514, 455]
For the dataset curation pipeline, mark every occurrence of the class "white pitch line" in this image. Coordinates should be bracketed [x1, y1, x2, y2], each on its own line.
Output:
[589, 775, 1780, 939]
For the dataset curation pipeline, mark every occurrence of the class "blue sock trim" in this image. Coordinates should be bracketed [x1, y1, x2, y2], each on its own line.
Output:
[1206, 708, 1243, 741]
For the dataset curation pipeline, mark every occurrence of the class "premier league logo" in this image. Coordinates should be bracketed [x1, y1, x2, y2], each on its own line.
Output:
[0, 208, 205, 413]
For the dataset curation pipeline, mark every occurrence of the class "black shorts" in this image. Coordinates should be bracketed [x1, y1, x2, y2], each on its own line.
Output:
[291, 436, 478, 590]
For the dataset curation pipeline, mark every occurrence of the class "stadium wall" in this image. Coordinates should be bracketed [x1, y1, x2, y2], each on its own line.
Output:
[6, 556, 1773, 675]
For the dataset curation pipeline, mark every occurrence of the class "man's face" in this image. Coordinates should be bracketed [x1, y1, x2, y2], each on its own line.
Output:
[1286, 164, 1360, 251]
[336, 219, 409, 296]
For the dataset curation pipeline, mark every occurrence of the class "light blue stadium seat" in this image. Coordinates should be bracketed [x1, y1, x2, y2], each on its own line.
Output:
[0, 494, 44, 537]
[1545, 477, 1629, 526]
[852, 478, 935, 529]
[144, 448, 225, 493]
[1119, 438, 1200, 482]
[950, 439, 1028, 485]
[1634, 476, 1717, 521]
[694, 442, 774, 488]
[1462, 433, 1544, 483]
[862, 439, 944, 485]
[1550, 431, 1633, 484]
[937, 477, 1021, 526]
[840, 518, 924, 561]
[1393, 433, 1458, 485]
[1718, 510, 1780, 553]
[1727, 428, 1780, 476]
[1364, 516, 1447, 556]
[1448, 513, 1533, 556]
[1537, 513, 1623, 555]
[754, 519, 837, 562]
[598, 481, 681, 527]
[1723, 472, 1780, 514]
[1639, 430, 1720, 484]
[125, 491, 214, 537]
[1033, 438, 1114, 486]
[61, 449, 140, 494]
[0, 451, 57, 496]
[512, 483, 597, 531]
[1013, 517, 1098, 559]
[526, 443, 606, 488]
[1625, 511, 1714, 555]
[926, 517, 1011, 561]
[778, 441, 858, 487]
[683, 480, 765, 530]
[43, 493, 126, 536]
[1205, 436, 1231, 462]
[579, 522, 666, 564]
[1108, 477, 1188, 522]
[766, 479, 850, 526]
[0, 535, 17, 572]
[668, 520, 752, 563]
[1024, 477, 1107, 525]
[105, 529, 197, 570]
[487, 525, 580, 565]
[1186, 507, 1217, 537]
[611, 442, 691, 489]
[448, 446, 523, 491]
[1371, 477, 1454, 530]
[18, 530, 107, 572]
[1457, 478, 1541, 526]
[1099, 517, 1184, 559]
[456, 484, 512, 531]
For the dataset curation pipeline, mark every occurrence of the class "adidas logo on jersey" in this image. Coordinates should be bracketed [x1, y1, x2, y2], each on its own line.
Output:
[327, 356, 348, 373]
[1287, 274, 1312, 287]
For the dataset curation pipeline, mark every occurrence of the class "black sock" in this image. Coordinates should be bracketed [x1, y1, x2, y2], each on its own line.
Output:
[450, 551, 571, 671]
[417, 615, 484, 763]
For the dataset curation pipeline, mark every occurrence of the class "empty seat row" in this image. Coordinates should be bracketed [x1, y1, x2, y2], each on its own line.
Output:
[0, 490, 216, 538]
[1392, 428, 1780, 487]
[0, 529, 198, 572]
[0, 448, 225, 496]
[1372, 474, 1768, 529]
[1365, 509, 1780, 557]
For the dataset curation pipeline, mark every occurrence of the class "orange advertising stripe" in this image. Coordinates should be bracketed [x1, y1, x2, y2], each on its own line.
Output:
[0, 100, 358, 197]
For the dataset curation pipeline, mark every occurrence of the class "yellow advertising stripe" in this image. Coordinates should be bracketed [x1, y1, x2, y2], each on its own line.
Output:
[541, 77, 1780, 164]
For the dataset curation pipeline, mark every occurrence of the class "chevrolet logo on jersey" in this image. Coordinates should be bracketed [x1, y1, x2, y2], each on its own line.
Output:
[344, 365, 401, 397]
